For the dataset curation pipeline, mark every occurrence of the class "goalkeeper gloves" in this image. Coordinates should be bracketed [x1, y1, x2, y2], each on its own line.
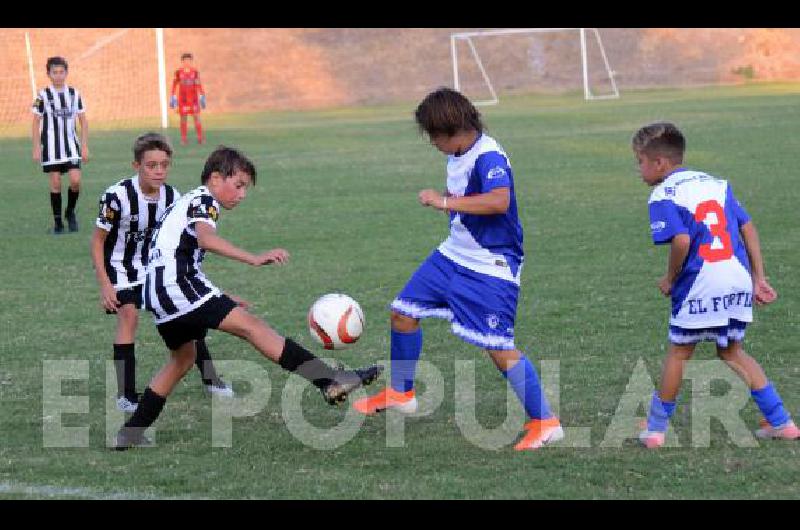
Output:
[199, 94, 206, 109]
[169, 95, 177, 109]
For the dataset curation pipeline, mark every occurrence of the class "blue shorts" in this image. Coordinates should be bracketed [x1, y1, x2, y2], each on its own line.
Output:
[668, 319, 748, 348]
[391, 250, 519, 350]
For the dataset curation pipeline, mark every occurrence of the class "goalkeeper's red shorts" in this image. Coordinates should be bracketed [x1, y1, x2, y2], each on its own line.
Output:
[178, 103, 200, 116]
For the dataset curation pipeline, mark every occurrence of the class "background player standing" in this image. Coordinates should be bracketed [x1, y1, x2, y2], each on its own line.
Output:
[633, 122, 799, 448]
[170, 52, 206, 146]
[31, 56, 89, 234]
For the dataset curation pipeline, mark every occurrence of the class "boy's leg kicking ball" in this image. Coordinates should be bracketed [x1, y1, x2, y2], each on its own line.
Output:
[113, 146, 382, 450]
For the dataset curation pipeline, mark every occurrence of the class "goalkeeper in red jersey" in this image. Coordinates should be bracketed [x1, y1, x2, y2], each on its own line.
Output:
[170, 53, 206, 145]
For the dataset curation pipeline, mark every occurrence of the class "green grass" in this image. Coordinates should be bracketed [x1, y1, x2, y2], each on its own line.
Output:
[2, 82, 800, 499]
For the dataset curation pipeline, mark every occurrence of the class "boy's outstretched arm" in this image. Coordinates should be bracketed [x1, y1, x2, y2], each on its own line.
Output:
[194, 221, 289, 267]
[419, 187, 510, 215]
[659, 234, 690, 296]
[740, 220, 778, 305]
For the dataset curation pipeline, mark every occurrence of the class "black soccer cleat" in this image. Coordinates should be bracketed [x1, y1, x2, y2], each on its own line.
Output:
[113, 426, 152, 451]
[320, 364, 384, 406]
[65, 212, 78, 232]
[49, 221, 65, 235]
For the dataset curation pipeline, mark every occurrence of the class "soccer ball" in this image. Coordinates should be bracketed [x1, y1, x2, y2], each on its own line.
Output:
[308, 293, 365, 350]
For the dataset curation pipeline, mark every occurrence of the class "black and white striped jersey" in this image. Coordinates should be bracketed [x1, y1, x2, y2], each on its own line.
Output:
[96, 176, 179, 290]
[144, 186, 222, 324]
[31, 85, 85, 166]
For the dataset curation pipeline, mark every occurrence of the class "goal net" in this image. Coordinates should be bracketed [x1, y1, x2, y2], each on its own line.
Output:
[450, 28, 619, 105]
[0, 28, 166, 137]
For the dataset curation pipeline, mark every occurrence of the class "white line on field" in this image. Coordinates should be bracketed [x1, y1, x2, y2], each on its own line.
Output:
[0, 481, 200, 500]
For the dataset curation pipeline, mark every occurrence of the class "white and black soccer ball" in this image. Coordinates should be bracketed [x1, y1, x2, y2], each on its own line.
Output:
[308, 293, 365, 350]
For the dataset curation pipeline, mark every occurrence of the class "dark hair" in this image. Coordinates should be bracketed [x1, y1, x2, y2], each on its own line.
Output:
[46, 56, 68, 73]
[201, 146, 257, 185]
[181, 52, 193, 60]
[415, 87, 483, 137]
[632, 122, 686, 163]
[133, 132, 173, 163]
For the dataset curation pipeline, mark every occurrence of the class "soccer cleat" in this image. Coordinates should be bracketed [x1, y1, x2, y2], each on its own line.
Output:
[49, 222, 65, 235]
[638, 429, 666, 449]
[65, 211, 78, 232]
[755, 418, 800, 440]
[319, 364, 384, 406]
[352, 387, 418, 415]
[514, 417, 564, 451]
[113, 426, 152, 451]
[205, 379, 235, 398]
[116, 395, 139, 413]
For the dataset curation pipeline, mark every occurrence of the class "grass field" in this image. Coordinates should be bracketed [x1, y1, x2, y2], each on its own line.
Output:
[1, 83, 799, 499]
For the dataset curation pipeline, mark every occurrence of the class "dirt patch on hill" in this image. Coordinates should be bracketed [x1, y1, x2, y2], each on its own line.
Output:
[3, 28, 800, 129]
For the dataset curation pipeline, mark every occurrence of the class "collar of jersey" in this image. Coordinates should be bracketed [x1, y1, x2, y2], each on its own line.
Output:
[452, 132, 483, 159]
[662, 167, 691, 183]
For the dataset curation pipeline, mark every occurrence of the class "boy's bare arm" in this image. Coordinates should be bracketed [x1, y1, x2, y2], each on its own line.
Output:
[659, 234, 690, 296]
[419, 187, 510, 215]
[90, 227, 120, 311]
[78, 113, 89, 161]
[195, 222, 289, 266]
[32, 115, 41, 161]
[740, 221, 778, 304]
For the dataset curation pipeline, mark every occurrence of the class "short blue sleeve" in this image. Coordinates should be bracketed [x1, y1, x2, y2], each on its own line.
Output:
[649, 199, 688, 245]
[726, 183, 750, 226]
[475, 151, 512, 193]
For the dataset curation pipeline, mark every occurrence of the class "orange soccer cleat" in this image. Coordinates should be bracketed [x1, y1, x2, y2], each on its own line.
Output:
[513, 417, 564, 451]
[352, 387, 418, 415]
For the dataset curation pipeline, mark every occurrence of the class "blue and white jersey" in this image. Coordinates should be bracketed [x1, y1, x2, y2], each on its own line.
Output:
[437, 133, 523, 285]
[648, 169, 753, 328]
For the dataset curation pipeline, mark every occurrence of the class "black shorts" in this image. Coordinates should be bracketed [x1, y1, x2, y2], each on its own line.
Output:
[105, 284, 144, 314]
[42, 161, 81, 174]
[156, 294, 237, 351]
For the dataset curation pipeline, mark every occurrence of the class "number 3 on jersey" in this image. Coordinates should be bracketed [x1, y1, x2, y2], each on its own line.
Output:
[694, 199, 733, 262]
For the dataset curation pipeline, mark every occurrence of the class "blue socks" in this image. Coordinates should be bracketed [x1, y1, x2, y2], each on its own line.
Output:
[390, 328, 422, 393]
[501, 355, 553, 420]
[752, 383, 791, 428]
[646, 392, 677, 432]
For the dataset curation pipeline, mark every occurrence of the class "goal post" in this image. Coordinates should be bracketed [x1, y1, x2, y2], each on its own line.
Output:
[450, 28, 619, 105]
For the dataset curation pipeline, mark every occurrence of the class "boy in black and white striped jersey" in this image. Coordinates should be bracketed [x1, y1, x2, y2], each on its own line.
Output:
[31, 56, 88, 234]
[114, 146, 382, 449]
[91, 133, 233, 414]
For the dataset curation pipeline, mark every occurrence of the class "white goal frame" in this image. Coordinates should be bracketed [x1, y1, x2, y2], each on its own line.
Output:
[450, 28, 619, 105]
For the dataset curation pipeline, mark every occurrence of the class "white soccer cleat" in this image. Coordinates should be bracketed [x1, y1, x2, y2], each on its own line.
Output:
[205, 381, 235, 398]
[638, 429, 666, 449]
[755, 418, 800, 440]
[116, 396, 139, 413]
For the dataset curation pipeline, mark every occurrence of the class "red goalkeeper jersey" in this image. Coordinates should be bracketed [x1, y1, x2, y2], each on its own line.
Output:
[172, 67, 204, 105]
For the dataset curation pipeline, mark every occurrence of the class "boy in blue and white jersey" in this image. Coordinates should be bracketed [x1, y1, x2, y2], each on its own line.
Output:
[634, 122, 798, 448]
[353, 88, 563, 451]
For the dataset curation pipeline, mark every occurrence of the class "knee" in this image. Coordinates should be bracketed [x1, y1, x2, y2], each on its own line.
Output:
[390, 311, 418, 332]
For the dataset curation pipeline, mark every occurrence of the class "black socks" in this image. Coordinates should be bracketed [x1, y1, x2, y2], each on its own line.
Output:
[124, 387, 166, 429]
[194, 338, 220, 385]
[113, 343, 137, 400]
[278, 338, 338, 389]
[50, 192, 62, 225]
[65, 188, 79, 217]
